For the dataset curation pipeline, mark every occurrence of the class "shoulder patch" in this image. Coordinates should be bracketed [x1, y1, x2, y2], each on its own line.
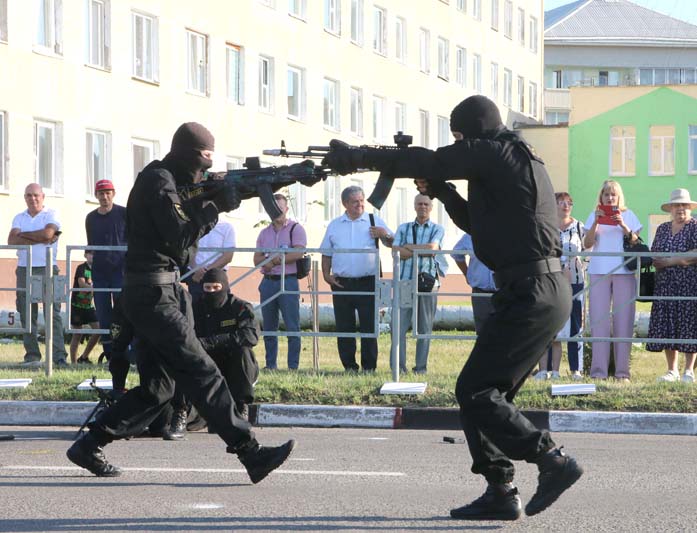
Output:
[174, 203, 191, 222]
[221, 319, 237, 328]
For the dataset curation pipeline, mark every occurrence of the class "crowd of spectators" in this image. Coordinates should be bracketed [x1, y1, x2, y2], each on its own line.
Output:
[6, 179, 697, 382]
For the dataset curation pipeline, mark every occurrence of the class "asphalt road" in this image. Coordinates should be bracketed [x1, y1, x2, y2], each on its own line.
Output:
[0, 426, 694, 532]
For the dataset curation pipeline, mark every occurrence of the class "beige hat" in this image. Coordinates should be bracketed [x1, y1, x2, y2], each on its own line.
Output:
[661, 188, 697, 212]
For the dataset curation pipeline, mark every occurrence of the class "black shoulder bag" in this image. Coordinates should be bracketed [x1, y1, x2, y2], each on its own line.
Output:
[368, 213, 383, 277]
[412, 223, 437, 292]
[290, 223, 311, 280]
[623, 233, 652, 271]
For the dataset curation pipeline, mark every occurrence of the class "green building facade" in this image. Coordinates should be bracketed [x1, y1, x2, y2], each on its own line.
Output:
[569, 87, 697, 240]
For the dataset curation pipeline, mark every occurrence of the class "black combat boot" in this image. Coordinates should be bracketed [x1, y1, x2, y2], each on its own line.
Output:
[525, 447, 583, 516]
[66, 432, 121, 477]
[450, 483, 522, 521]
[163, 407, 188, 441]
[236, 439, 296, 484]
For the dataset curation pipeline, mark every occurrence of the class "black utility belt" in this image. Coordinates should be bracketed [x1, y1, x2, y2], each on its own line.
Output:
[493, 258, 561, 287]
[124, 270, 179, 286]
[264, 274, 296, 280]
[336, 276, 373, 282]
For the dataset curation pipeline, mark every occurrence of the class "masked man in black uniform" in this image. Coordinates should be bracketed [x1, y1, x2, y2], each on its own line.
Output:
[159, 268, 261, 440]
[67, 122, 294, 484]
[322, 96, 583, 520]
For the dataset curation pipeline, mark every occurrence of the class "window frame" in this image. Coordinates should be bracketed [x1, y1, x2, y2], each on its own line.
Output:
[372, 5, 387, 56]
[419, 109, 430, 148]
[0, 110, 5, 190]
[287, 64, 305, 120]
[258, 55, 274, 112]
[186, 29, 209, 96]
[0, 0, 8, 43]
[395, 102, 407, 134]
[323, 77, 340, 130]
[350, 86, 364, 136]
[457, 0, 466, 13]
[350, 0, 363, 45]
[517, 7, 525, 46]
[609, 126, 636, 177]
[86, 0, 109, 69]
[437, 36, 449, 81]
[473, 0, 481, 21]
[85, 129, 110, 196]
[324, 0, 341, 35]
[490, 62, 499, 100]
[131, 138, 156, 182]
[503, 68, 512, 107]
[529, 81, 537, 118]
[437, 115, 450, 147]
[372, 94, 385, 142]
[36, 0, 63, 54]
[34, 119, 60, 193]
[226, 43, 244, 104]
[503, 0, 512, 39]
[529, 16, 538, 53]
[490, 0, 499, 31]
[689, 125, 697, 175]
[395, 16, 406, 63]
[132, 10, 158, 82]
[288, 0, 306, 20]
[648, 125, 675, 176]
[419, 28, 430, 74]
[517, 75, 525, 112]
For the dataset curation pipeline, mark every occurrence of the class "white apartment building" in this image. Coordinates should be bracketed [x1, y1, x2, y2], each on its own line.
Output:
[0, 0, 543, 289]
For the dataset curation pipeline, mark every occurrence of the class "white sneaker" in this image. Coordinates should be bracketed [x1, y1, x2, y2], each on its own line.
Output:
[571, 371, 583, 381]
[549, 371, 561, 380]
[533, 370, 549, 380]
[682, 371, 695, 383]
[657, 370, 680, 382]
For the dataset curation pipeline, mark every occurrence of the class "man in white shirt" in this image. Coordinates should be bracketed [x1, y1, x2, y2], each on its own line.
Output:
[185, 219, 235, 303]
[7, 183, 68, 367]
[320, 186, 393, 372]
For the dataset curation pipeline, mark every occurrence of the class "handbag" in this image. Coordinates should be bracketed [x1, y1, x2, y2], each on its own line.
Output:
[290, 223, 311, 280]
[623, 233, 652, 271]
[638, 266, 655, 303]
[412, 223, 438, 292]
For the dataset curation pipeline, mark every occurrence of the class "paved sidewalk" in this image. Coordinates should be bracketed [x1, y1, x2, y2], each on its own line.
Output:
[0, 400, 696, 435]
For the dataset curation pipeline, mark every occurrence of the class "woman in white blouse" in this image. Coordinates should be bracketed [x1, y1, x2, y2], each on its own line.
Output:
[583, 180, 641, 381]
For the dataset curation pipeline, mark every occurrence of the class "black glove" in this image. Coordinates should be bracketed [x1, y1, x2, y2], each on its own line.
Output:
[414, 179, 456, 201]
[285, 160, 322, 187]
[212, 185, 241, 213]
[321, 139, 366, 175]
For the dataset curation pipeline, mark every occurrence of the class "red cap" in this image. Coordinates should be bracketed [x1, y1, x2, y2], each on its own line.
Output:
[95, 179, 115, 192]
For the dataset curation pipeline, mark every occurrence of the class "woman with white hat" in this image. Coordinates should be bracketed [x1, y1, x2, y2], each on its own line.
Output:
[646, 188, 697, 383]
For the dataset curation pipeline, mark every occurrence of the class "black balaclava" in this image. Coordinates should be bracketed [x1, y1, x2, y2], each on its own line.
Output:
[166, 122, 215, 185]
[202, 268, 229, 309]
[449, 95, 504, 139]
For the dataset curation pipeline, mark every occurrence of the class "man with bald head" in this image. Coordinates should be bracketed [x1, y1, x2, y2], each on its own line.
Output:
[7, 183, 68, 367]
[393, 193, 446, 374]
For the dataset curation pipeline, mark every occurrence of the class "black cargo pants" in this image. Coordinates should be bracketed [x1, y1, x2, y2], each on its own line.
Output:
[91, 281, 254, 450]
[455, 271, 571, 484]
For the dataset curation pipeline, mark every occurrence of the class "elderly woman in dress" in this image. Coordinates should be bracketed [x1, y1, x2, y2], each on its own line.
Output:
[583, 180, 642, 381]
[646, 189, 697, 383]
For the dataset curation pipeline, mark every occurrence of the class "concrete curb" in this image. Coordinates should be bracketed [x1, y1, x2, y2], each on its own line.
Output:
[1, 401, 696, 436]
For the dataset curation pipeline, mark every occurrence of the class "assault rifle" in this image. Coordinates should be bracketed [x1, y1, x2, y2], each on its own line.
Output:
[74, 376, 118, 439]
[184, 158, 328, 219]
[263, 132, 413, 209]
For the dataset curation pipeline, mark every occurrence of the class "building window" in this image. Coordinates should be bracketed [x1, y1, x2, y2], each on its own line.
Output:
[397, 187, 408, 222]
[132, 11, 157, 82]
[86, 0, 109, 69]
[323, 78, 339, 129]
[455, 46, 466, 86]
[491, 0, 499, 31]
[186, 30, 208, 95]
[529, 81, 538, 118]
[131, 138, 156, 181]
[86, 130, 110, 195]
[457, 0, 466, 12]
[419, 28, 430, 74]
[1, 0, 8, 42]
[395, 102, 406, 133]
[226, 44, 244, 104]
[395, 16, 406, 63]
[649, 125, 675, 176]
[350, 87, 363, 136]
[473, 0, 481, 21]
[517, 75, 524, 112]
[503, 68, 512, 107]
[324, 0, 341, 35]
[437, 116, 450, 147]
[0, 111, 5, 189]
[372, 95, 385, 142]
[289, 182, 307, 221]
[287, 65, 305, 120]
[490, 62, 498, 100]
[529, 16, 538, 53]
[689, 125, 697, 174]
[350, 0, 363, 45]
[473, 53, 482, 93]
[609, 126, 636, 177]
[324, 177, 340, 221]
[517, 8, 525, 46]
[545, 111, 569, 125]
[258, 55, 273, 112]
[226, 157, 243, 171]
[639, 67, 697, 86]
[372, 6, 386, 55]
[36, 0, 62, 54]
[288, 0, 306, 19]
[419, 109, 429, 147]
[598, 70, 620, 87]
[34, 120, 61, 193]
[437, 37, 449, 81]
[504, 1, 512, 39]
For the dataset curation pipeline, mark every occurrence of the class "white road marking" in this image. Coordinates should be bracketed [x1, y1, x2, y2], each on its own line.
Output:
[360, 437, 390, 440]
[289, 457, 315, 461]
[1, 465, 405, 477]
[189, 503, 225, 509]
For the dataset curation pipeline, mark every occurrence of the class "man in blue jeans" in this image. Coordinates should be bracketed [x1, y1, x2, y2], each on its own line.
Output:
[85, 179, 127, 362]
[253, 194, 306, 370]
